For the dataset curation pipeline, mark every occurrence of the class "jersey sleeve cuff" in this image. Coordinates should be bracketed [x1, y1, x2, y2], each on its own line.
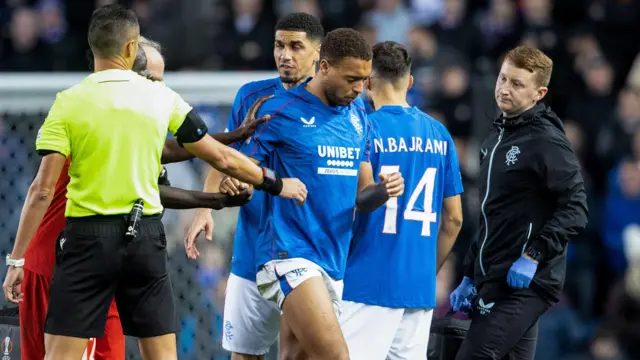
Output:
[35, 143, 69, 157]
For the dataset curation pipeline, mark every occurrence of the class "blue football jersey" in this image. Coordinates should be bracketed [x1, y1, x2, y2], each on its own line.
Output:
[227, 77, 284, 280]
[238, 78, 370, 280]
[343, 106, 464, 308]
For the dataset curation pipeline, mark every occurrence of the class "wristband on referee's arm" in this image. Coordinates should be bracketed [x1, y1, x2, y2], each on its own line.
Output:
[254, 167, 283, 196]
[5, 255, 24, 268]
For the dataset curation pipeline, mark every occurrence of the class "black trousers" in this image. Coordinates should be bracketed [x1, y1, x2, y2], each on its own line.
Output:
[455, 282, 552, 360]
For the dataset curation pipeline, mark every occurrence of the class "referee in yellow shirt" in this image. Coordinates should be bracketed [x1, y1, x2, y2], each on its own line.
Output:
[2, 5, 306, 360]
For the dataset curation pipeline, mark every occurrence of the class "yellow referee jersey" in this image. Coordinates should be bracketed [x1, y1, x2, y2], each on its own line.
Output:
[36, 69, 192, 217]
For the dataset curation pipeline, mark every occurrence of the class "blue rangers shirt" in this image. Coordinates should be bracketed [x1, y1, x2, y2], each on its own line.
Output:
[239, 78, 370, 280]
[343, 106, 464, 308]
[226, 77, 284, 280]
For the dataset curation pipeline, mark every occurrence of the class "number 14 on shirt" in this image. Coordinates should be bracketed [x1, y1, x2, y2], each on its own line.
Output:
[380, 165, 437, 236]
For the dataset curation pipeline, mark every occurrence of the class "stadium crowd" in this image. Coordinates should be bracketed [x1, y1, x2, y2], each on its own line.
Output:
[1, 0, 640, 359]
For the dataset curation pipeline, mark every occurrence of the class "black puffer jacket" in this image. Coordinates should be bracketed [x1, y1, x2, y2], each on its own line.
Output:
[464, 103, 589, 302]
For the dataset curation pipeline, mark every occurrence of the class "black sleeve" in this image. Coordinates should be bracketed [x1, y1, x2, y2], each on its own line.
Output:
[527, 133, 589, 261]
[463, 238, 479, 278]
[157, 166, 171, 186]
[175, 109, 208, 145]
[37, 150, 65, 157]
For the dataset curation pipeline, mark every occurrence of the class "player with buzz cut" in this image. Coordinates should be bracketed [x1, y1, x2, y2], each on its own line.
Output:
[339, 41, 464, 360]
[225, 28, 404, 360]
[184, 12, 326, 360]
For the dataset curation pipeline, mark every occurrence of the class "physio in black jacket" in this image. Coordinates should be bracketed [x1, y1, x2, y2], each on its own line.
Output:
[450, 46, 589, 360]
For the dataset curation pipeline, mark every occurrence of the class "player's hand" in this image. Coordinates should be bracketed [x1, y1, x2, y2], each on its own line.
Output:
[220, 175, 251, 196]
[237, 95, 273, 140]
[379, 172, 404, 197]
[3, 266, 24, 304]
[278, 178, 308, 205]
[184, 209, 214, 259]
[225, 188, 254, 207]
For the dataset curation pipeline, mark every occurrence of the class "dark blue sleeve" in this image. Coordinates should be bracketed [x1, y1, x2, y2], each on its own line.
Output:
[362, 118, 372, 162]
[444, 135, 464, 197]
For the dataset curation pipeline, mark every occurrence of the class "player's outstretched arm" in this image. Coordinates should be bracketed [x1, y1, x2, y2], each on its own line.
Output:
[161, 96, 272, 164]
[159, 185, 252, 210]
[4, 152, 66, 303]
[355, 162, 404, 213]
[436, 195, 463, 273]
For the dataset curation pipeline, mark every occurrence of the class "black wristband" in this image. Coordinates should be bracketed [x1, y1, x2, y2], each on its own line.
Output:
[254, 167, 283, 196]
[526, 247, 543, 262]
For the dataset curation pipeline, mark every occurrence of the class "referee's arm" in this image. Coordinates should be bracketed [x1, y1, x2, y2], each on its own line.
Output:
[175, 111, 264, 184]
[8, 95, 69, 265]
[161, 96, 271, 164]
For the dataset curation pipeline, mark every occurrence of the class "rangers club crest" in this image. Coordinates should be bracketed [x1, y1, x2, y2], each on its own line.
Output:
[505, 146, 520, 166]
[349, 113, 363, 138]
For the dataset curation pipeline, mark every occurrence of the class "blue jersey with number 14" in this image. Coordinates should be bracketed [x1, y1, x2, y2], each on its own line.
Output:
[343, 106, 464, 309]
[226, 77, 284, 281]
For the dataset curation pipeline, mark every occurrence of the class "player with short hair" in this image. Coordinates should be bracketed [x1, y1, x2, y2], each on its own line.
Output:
[12, 34, 252, 360]
[451, 46, 588, 360]
[232, 28, 404, 360]
[3, 5, 306, 359]
[339, 41, 464, 360]
[184, 12, 325, 360]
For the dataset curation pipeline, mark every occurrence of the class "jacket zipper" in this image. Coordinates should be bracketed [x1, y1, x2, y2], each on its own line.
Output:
[479, 126, 504, 276]
[521, 223, 533, 254]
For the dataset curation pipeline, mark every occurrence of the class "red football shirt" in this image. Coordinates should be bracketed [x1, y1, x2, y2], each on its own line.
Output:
[24, 158, 70, 277]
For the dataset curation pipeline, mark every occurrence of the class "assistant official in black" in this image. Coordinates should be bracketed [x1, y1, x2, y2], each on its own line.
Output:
[450, 46, 589, 360]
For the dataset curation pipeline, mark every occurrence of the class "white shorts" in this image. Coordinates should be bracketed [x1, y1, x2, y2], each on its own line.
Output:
[256, 258, 344, 315]
[340, 300, 434, 360]
[222, 273, 281, 355]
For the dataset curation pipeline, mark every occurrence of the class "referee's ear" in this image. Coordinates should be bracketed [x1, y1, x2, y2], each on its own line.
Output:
[125, 39, 139, 69]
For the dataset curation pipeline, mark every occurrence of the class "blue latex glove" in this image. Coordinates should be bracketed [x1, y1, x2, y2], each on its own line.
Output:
[449, 276, 477, 312]
[507, 255, 538, 289]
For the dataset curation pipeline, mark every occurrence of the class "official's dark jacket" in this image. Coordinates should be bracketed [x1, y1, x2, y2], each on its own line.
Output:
[464, 103, 589, 302]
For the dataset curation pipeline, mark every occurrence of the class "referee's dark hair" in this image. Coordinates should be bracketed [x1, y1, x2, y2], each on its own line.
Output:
[320, 28, 372, 65]
[371, 41, 412, 83]
[275, 12, 324, 42]
[88, 4, 140, 58]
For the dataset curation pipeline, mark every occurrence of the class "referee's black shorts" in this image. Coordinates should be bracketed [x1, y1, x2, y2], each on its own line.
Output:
[44, 214, 177, 339]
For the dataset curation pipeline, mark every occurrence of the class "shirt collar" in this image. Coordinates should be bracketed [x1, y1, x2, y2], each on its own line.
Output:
[88, 69, 138, 83]
[292, 77, 349, 115]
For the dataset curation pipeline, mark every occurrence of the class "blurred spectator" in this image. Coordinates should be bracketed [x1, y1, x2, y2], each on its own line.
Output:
[567, 56, 616, 162]
[0, 7, 53, 71]
[593, 209, 640, 360]
[212, 0, 275, 70]
[428, 0, 482, 68]
[276, 0, 362, 31]
[407, 26, 440, 109]
[602, 130, 640, 279]
[475, 0, 522, 60]
[519, 0, 561, 61]
[362, 0, 412, 46]
[595, 88, 640, 191]
[432, 61, 473, 139]
[450, 137, 479, 284]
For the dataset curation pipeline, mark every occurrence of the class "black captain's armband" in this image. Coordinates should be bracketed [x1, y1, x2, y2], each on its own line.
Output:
[37, 150, 64, 157]
[175, 109, 208, 146]
[254, 167, 283, 196]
